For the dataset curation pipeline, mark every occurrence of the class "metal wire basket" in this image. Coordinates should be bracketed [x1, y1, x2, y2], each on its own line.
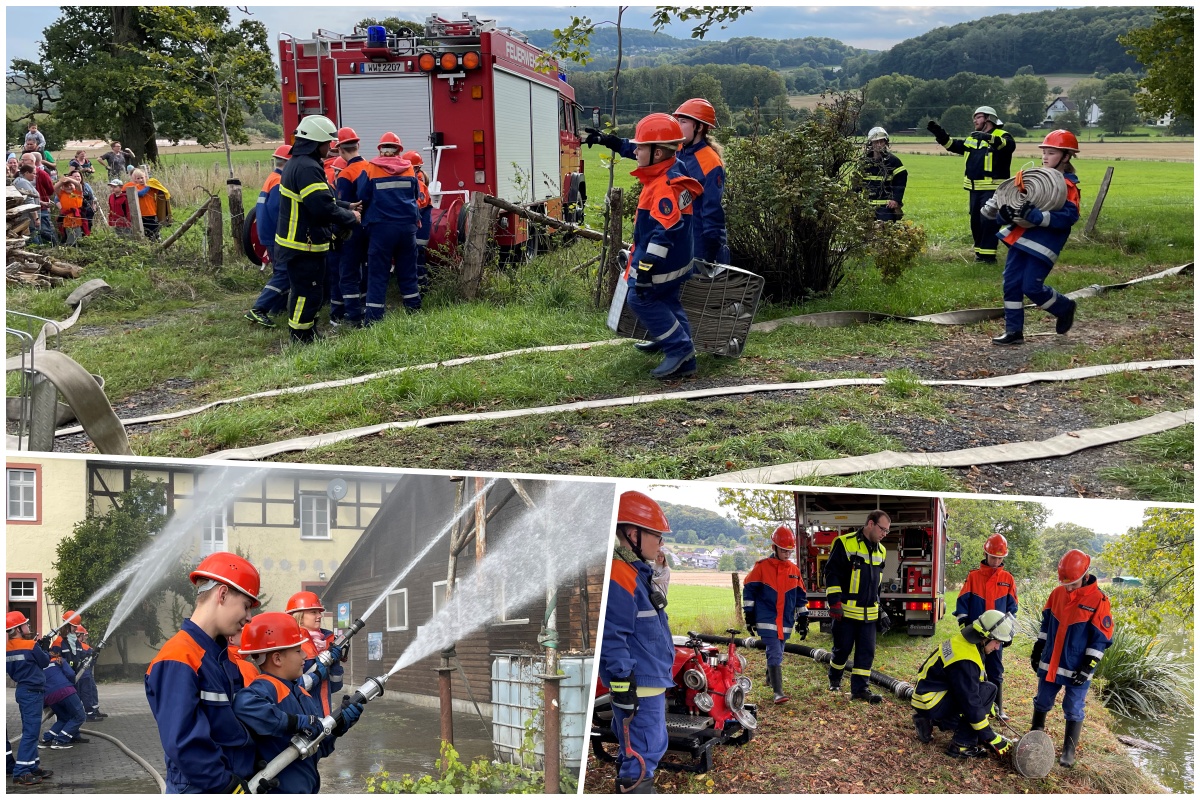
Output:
[606, 260, 765, 357]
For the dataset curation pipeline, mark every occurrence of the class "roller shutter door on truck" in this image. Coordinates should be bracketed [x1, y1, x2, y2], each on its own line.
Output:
[337, 75, 433, 161]
[493, 69, 560, 203]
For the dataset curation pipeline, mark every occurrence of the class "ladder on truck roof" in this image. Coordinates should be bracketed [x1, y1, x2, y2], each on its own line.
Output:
[279, 30, 364, 119]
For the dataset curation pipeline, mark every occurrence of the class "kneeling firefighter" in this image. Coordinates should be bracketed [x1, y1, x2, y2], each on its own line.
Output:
[743, 526, 808, 704]
[911, 609, 1016, 760]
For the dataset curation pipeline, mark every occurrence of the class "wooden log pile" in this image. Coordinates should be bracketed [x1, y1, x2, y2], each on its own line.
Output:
[7, 185, 85, 288]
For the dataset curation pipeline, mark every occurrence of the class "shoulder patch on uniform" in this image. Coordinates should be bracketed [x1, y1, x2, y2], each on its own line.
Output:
[658, 196, 675, 216]
[941, 640, 954, 660]
[611, 559, 639, 596]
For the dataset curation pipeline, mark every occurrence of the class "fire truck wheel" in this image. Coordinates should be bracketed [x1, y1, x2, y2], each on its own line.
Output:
[241, 205, 263, 267]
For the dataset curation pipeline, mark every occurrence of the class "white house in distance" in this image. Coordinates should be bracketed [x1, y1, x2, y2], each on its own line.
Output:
[1044, 96, 1103, 127]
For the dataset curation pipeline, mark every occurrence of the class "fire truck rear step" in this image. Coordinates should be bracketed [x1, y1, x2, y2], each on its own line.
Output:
[664, 713, 715, 734]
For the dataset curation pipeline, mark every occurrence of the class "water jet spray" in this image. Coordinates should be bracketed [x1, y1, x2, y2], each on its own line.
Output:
[74, 637, 109, 684]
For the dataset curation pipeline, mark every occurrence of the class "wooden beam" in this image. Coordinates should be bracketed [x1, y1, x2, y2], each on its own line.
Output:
[458, 192, 495, 301]
[1083, 166, 1114, 236]
[160, 198, 212, 250]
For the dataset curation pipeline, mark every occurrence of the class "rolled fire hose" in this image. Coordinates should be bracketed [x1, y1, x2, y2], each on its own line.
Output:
[247, 675, 387, 794]
[991, 167, 1069, 226]
[694, 633, 915, 700]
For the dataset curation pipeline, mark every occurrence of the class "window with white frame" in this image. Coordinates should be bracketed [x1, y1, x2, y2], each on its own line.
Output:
[7, 469, 37, 521]
[386, 588, 408, 631]
[496, 575, 530, 624]
[201, 511, 226, 557]
[8, 579, 36, 603]
[300, 494, 330, 540]
[432, 580, 449, 616]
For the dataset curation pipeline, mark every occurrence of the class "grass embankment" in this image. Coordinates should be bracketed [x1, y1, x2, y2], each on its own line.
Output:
[7, 152, 1192, 497]
[587, 583, 1163, 794]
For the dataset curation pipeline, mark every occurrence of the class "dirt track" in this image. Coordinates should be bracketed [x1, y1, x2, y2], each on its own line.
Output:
[892, 140, 1194, 162]
[670, 569, 740, 587]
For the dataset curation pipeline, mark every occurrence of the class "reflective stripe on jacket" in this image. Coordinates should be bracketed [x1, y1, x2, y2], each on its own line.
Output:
[945, 128, 1015, 190]
[743, 556, 807, 636]
[600, 557, 674, 688]
[911, 632, 997, 743]
[675, 140, 727, 261]
[860, 153, 907, 205]
[1037, 575, 1113, 685]
[6, 638, 49, 689]
[1000, 173, 1080, 266]
[233, 672, 333, 794]
[955, 561, 1019, 623]
[823, 530, 885, 621]
[630, 158, 704, 285]
[275, 143, 357, 254]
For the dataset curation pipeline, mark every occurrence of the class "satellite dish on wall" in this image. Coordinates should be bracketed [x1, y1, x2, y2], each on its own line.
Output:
[327, 479, 348, 501]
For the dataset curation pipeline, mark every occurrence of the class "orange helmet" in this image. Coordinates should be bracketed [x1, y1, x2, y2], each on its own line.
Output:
[272, 145, 292, 160]
[335, 127, 360, 146]
[76, 626, 88, 635]
[771, 525, 797, 550]
[62, 609, 82, 626]
[285, 590, 325, 614]
[6, 611, 28, 631]
[1058, 549, 1091, 585]
[617, 491, 671, 535]
[629, 113, 685, 148]
[190, 552, 261, 607]
[402, 149, 423, 166]
[238, 612, 306, 655]
[329, 156, 348, 171]
[984, 533, 1009, 558]
[674, 98, 718, 129]
[1041, 129, 1080, 153]
[378, 131, 403, 151]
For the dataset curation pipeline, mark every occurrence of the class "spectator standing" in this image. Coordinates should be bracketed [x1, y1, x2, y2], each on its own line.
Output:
[69, 150, 96, 180]
[98, 142, 127, 180]
[24, 122, 46, 152]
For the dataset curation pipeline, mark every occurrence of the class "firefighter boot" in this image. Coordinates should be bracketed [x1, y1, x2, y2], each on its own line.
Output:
[994, 685, 1010, 722]
[616, 776, 656, 793]
[946, 740, 988, 759]
[827, 666, 842, 692]
[1030, 709, 1047, 731]
[913, 713, 933, 743]
[992, 330, 1024, 346]
[1059, 720, 1083, 768]
[851, 689, 883, 704]
[769, 665, 790, 705]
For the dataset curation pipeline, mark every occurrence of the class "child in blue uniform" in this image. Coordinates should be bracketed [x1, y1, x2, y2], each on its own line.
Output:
[6, 612, 53, 785]
[743, 526, 808, 704]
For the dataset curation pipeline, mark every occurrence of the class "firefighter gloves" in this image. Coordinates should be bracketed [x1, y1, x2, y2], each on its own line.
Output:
[794, 616, 809, 639]
[295, 714, 324, 739]
[609, 675, 639, 713]
[926, 120, 950, 146]
[327, 643, 345, 662]
[584, 127, 624, 153]
[335, 700, 364, 737]
[1018, 202, 1044, 226]
[877, 611, 893, 634]
[745, 622, 757, 636]
[1030, 640, 1045, 673]
[224, 774, 250, 793]
[828, 602, 844, 620]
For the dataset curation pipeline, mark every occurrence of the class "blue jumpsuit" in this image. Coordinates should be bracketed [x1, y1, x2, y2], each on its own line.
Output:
[743, 556, 807, 667]
[251, 170, 289, 317]
[360, 155, 422, 318]
[6, 637, 48, 778]
[336, 157, 371, 323]
[233, 672, 335, 793]
[42, 658, 85, 743]
[675, 139, 728, 263]
[1033, 576, 1113, 722]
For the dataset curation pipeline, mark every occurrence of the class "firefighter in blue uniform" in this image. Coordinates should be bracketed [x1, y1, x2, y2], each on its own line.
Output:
[672, 98, 728, 263]
[145, 552, 261, 793]
[75, 626, 107, 720]
[743, 525, 808, 704]
[6, 612, 53, 786]
[824, 510, 890, 703]
[286, 591, 345, 717]
[335, 127, 372, 326]
[233, 612, 362, 793]
[42, 642, 87, 747]
[982, 129, 1081, 346]
[244, 145, 292, 327]
[274, 115, 360, 343]
[927, 106, 1015, 263]
[1031, 549, 1114, 768]
[860, 127, 908, 222]
[911, 609, 1016, 760]
[600, 490, 675, 794]
[954, 533, 1019, 720]
[404, 150, 434, 288]
[361, 132, 422, 320]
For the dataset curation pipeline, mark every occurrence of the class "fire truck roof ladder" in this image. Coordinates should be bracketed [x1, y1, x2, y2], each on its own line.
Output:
[282, 31, 330, 118]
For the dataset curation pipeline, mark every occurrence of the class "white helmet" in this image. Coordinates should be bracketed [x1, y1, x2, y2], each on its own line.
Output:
[974, 106, 1000, 125]
[294, 115, 338, 143]
[866, 126, 890, 144]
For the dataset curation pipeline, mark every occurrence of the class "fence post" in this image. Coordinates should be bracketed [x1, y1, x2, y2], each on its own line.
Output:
[602, 187, 624, 305]
[1083, 166, 1115, 236]
[459, 191, 495, 300]
[207, 196, 224, 266]
[227, 178, 245, 257]
[125, 185, 144, 239]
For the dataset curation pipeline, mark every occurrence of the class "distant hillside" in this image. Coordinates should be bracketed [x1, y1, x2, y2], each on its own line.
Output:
[674, 35, 867, 69]
[524, 26, 701, 58]
[660, 502, 749, 545]
[850, 6, 1155, 82]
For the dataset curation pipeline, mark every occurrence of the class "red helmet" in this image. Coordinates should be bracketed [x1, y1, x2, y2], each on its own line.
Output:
[190, 552, 261, 607]
[329, 156, 348, 171]
[402, 149, 423, 166]
[335, 127, 360, 146]
[984, 533, 1009, 558]
[62, 609, 82, 626]
[76, 626, 88, 635]
[1058, 549, 1091, 585]
[285, 591, 325, 614]
[1041, 129, 1080, 153]
[617, 491, 671, 535]
[771, 525, 797, 550]
[238, 612, 306, 655]
[629, 113, 685, 147]
[272, 145, 292, 160]
[674, 98, 718, 129]
[378, 132, 402, 151]
[6, 611, 28, 631]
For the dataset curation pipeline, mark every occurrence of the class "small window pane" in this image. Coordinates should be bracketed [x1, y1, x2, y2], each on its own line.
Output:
[201, 512, 226, 557]
[8, 579, 36, 602]
[301, 495, 330, 539]
[7, 469, 37, 520]
[386, 589, 408, 631]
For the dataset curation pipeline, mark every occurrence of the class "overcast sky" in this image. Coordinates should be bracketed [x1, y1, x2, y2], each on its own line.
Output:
[6, 3, 1068, 65]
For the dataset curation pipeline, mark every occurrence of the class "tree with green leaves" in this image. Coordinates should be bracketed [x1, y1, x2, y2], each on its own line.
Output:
[1100, 508, 1192, 633]
[1100, 88, 1139, 134]
[1040, 522, 1110, 566]
[46, 475, 193, 667]
[1008, 73, 1049, 127]
[355, 16, 425, 36]
[944, 499, 1048, 587]
[1120, 7, 1193, 119]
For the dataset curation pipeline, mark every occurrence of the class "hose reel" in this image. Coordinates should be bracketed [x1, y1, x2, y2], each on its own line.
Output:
[993, 167, 1068, 228]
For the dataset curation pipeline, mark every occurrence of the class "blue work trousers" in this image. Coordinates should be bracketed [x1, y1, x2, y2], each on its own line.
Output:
[13, 687, 42, 777]
[830, 617, 877, 696]
[611, 692, 668, 781]
[625, 274, 694, 360]
[366, 224, 420, 319]
[416, 206, 432, 287]
[1033, 678, 1088, 722]
[252, 248, 290, 316]
[763, 633, 785, 668]
[78, 671, 100, 714]
[339, 227, 369, 322]
[324, 248, 343, 320]
[45, 693, 85, 742]
[1002, 249, 1072, 332]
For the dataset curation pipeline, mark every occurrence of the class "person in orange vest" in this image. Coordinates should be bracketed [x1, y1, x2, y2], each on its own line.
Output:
[233, 612, 361, 794]
[145, 552, 261, 792]
[123, 169, 162, 239]
[334, 127, 373, 326]
[6, 611, 53, 785]
[53, 173, 87, 245]
[954, 533, 1018, 720]
[672, 98, 729, 263]
[403, 149, 433, 289]
[743, 526, 808, 704]
[285, 590, 345, 717]
[1030, 549, 1114, 769]
[245, 144, 293, 327]
[624, 113, 705, 379]
[982, 130, 1081, 346]
[360, 132, 422, 320]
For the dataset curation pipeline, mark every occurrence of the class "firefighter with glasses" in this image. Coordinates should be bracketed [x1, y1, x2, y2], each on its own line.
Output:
[1030, 549, 1113, 769]
[274, 115, 361, 343]
[927, 106, 1015, 263]
[954, 533, 1019, 720]
[860, 127, 907, 222]
[600, 491, 674, 793]
[824, 510, 890, 703]
[911, 609, 1016, 760]
[743, 525, 808, 704]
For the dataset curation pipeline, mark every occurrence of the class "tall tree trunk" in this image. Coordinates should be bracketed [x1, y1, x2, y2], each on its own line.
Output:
[111, 6, 159, 165]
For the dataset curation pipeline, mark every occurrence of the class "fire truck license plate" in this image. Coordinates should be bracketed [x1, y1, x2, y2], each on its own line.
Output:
[809, 609, 829, 619]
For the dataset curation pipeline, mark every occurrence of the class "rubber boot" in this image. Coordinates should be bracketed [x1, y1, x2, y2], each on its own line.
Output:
[851, 689, 883, 704]
[992, 330, 1024, 346]
[769, 665, 790, 705]
[994, 685, 1010, 722]
[616, 776, 655, 793]
[913, 713, 933, 743]
[827, 666, 842, 692]
[1030, 708, 1047, 731]
[1059, 720, 1083, 768]
[634, 340, 663, 354]
[1056, 299, 1077, 335]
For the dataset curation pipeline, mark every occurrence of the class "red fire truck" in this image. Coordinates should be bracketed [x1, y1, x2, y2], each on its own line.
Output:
[795, 492, 949, 636]
[278, 13, 585, 261]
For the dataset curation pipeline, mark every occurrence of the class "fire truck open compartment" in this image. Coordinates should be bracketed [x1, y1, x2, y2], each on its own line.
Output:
[795, 492, 949, 636]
